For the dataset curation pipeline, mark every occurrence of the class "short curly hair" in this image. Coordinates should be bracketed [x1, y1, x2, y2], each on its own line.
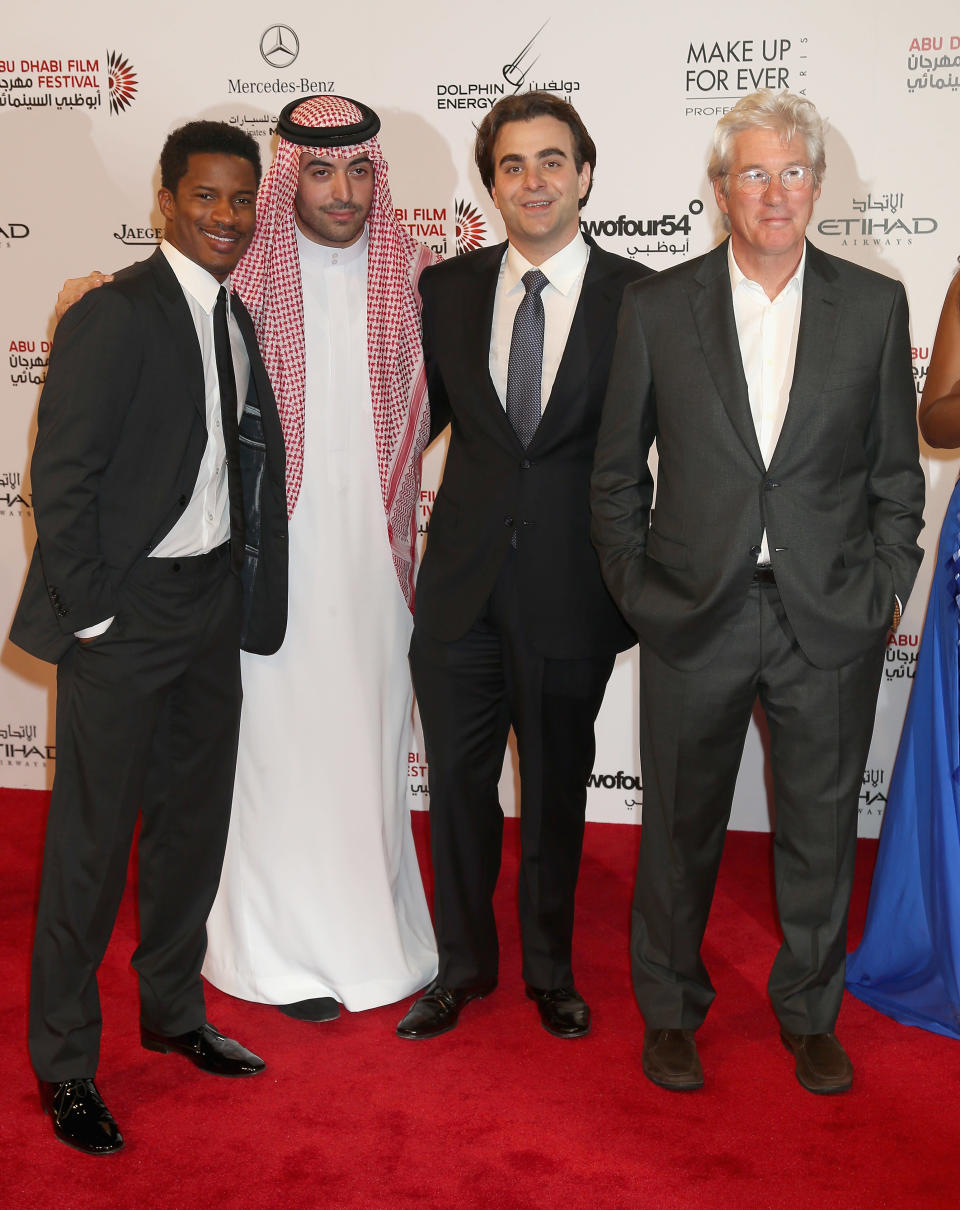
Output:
[160, 121, 262, 193]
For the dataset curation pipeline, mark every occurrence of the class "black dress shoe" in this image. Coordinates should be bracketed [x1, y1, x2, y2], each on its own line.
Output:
[525, 986, 591, 1038]
[276, 997, 341, 1022]
[40, 1078, 124, 1155]
[396, 980, 496, 1039]
[141, 1022, 265, 1076]
[641, 1028, 704, 1091]
[780, 1029, 853, 1094]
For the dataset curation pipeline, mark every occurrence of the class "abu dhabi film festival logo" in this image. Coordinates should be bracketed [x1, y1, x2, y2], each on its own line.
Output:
[106, 50, 136, 114]
[816, 188, 938, 248]
[260, 25, 300, 69]
[0, 51, 137, 114]
[394, 199, 489, 257]
[436, 21, 582, 110]
[8, 336, 48, 392]
[885, 631, 918, 682]
[682, 35, 808, 118]
[913, 343, 930, 397]
[906, 34, 960, 92]
[408, 750, 429, 800]
[455, 199, 487, 254]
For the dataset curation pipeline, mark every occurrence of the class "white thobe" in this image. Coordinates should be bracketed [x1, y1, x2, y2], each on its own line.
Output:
[203, 226, 437, 1009]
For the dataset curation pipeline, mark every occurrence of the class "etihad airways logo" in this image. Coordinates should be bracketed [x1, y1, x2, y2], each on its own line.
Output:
[817, 189, 938, 248]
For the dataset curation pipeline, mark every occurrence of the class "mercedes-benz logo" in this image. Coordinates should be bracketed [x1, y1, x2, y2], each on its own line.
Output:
[260, 25, 299, 69]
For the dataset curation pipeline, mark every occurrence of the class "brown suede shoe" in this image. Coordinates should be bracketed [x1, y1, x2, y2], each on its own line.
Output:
[641, 1028, 704, 1091]
[780, 1029, 853, 1094]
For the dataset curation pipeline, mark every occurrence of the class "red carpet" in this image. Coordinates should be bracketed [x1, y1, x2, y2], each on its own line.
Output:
[1, 788, 956, 1209]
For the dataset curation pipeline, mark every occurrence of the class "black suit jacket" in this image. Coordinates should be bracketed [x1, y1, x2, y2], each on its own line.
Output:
[591, 238, 925, 671]
[10, 249, 287, 664]
[415, 239, 653, 660]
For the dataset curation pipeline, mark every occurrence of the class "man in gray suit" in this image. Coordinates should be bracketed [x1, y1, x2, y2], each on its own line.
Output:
[590, 90, 924, 1094]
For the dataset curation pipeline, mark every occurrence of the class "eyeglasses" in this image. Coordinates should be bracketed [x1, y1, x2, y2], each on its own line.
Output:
[728, 165, 816, 195]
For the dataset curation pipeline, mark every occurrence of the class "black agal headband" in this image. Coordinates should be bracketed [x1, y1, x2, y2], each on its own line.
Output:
[276, 96, 381, 147]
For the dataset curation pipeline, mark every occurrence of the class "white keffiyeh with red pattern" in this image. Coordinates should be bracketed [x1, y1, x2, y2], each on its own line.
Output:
[232, 94, 438, 611]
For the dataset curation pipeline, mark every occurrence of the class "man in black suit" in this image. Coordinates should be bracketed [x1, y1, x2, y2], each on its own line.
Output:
[591, 90, 924, 1093]
[397, 92, 651, 1041]
[10, 121, 287, 1152]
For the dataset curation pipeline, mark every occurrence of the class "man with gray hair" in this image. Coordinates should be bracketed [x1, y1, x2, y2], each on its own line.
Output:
[591, 90, 924, 1093]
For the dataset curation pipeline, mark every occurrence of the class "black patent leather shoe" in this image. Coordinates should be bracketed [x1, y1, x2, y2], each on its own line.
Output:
[140, 1022, 265, 1076]
[396, 980, 496, 1039]
[40, 1078, 124, 1154]
[525, 986, 591, 1038]
[277, 997, 341, 1022]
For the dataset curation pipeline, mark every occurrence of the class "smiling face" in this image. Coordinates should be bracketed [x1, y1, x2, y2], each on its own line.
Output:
[157, 152, 257, 281]
[714, 127, 820, 287]
[294, 151, 375, 247]
[489, 115, 590, 265]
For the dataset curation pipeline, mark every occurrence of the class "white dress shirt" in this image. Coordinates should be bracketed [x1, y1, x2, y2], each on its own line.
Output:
[489, 232, 590, 415]
[728, 241, 804, 565]
[75, 240, 250, 637]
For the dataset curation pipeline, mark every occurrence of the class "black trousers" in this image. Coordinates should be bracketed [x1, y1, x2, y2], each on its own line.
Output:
[30, 547, 243, 1081]
[632, 580, 887, 1035]
[411, 550, 615, 991]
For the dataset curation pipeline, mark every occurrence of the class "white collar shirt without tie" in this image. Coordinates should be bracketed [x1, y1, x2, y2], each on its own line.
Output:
[295, 223, 370, 467]
[73, 240, 251, 638]
[728, 241, 805, 566]
[490, 232, 590, 414]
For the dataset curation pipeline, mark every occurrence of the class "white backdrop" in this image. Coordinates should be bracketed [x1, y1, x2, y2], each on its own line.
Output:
[3, 1, 958, 836]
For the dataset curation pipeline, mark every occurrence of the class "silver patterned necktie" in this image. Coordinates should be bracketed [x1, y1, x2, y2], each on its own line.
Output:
[505, 268, 549, 450]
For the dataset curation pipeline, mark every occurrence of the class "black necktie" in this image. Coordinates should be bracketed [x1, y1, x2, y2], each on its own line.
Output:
[213, 286, 244, 567]
[505, 268, 549, 450]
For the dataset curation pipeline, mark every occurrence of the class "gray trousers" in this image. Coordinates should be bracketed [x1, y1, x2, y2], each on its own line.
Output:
[632, 579, 886, 1034]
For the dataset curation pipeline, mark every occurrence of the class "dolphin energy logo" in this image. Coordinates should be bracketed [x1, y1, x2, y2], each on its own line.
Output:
[106, 50, 137, 114]
[455, 199, 487, 254]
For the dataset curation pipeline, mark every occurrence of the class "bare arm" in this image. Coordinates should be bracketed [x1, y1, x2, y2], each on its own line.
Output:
[918, 271, 960, 448]
[54, 271, 114, 322]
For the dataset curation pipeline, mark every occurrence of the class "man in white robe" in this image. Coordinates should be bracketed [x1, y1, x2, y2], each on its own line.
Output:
[203, 95, 439, 1020]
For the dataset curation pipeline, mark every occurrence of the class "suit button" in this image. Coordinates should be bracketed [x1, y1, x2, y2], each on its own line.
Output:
[172, 562, 181, 573]
[750, 544, 762, 557]
[504, 517, 514, 527]
[764, 480, 780, 490]
[178, 495, 188, 508]
[520, 459, 531, 469]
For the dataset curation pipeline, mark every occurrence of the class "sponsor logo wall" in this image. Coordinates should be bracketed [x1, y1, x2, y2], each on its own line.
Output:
[3, 1, 958, 837]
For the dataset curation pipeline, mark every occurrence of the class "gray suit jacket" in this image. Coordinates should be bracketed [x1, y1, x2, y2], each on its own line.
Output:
[590, 238, 924, 671]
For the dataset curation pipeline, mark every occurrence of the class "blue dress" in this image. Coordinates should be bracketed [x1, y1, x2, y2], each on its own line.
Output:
[846, 476, 960, 1039]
